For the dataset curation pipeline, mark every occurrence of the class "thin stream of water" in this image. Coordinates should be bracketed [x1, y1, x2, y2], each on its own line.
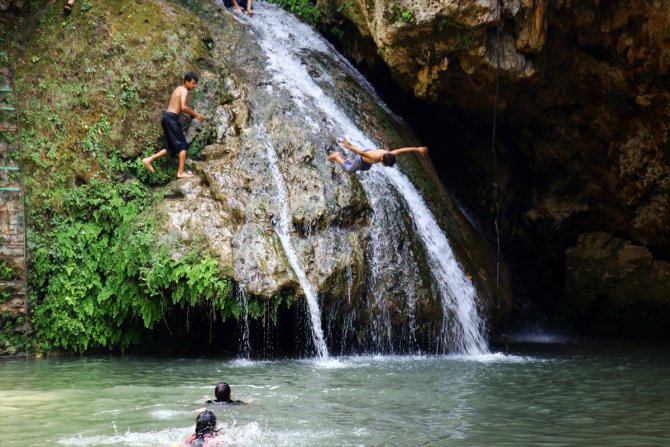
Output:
[237, 284, 251, 359]
[261, 131, 329, 360]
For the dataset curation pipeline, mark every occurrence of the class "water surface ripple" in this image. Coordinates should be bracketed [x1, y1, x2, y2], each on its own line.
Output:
[1, 343, 668, 446]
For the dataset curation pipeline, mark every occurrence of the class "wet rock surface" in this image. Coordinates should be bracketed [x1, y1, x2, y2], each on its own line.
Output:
[320, 0, 670, 333]
[151, 0, 511, 348]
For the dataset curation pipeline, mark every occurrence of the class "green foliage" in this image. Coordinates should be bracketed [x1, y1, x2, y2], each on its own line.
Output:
[330, 26, 346, 44]
[337, 0, 353, 13]
[400, 10, 416, 24]
[82, 117, 112, 154]
[135, 147, 178, 186]
[0, 289, 11, 303]
[188, 134, 207, 159]
[118, 75, 143, 108]
[390, 3, 416, 25]
[28, 180, 234, 353]
[201, 37, 215, 52]
[0, 313, 27, 355]
[0, 131, 16, 144]
[0, 261, 17, 281]
[266, 0, 322, 26]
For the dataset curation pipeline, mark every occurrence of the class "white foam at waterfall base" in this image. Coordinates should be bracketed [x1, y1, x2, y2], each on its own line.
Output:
[246, 3, 489, 355]
[260, 130, 329, 360]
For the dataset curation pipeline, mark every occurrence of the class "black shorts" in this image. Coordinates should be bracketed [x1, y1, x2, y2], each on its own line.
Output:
[161, 112, 188, 158]
[223, 0, 248, 8]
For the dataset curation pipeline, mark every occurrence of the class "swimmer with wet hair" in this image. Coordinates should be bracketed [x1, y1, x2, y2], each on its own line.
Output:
[206, 382, 244, 405]
[184, 410, 223, 447]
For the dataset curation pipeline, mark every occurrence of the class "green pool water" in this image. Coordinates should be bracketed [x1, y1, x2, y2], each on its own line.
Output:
[1, 340, 669, 446]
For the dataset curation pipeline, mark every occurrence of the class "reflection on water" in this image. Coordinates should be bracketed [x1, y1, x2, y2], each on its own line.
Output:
[1, 341, 669, 446]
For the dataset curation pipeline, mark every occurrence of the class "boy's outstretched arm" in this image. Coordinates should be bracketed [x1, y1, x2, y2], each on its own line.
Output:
[340, 137, 368, 156]
[390, 146, 429, 156]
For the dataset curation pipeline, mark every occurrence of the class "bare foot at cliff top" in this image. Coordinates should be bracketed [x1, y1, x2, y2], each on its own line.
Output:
[177, 171, 194, 178]
[142, 157, 155, 173]
[246, 9, 255, 15]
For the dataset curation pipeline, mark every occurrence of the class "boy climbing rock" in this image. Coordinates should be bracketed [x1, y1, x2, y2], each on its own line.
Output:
[142, 72, 205, 179]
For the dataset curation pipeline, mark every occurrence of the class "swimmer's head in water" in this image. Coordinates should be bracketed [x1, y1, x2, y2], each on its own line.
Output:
[381, 152, 396, 167]
[195, 410, 217, 437]
[214, 382, 231, 401]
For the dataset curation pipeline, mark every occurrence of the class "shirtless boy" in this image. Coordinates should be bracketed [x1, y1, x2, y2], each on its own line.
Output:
[327, 137, 429, 174]
[142, 72, 205, 179]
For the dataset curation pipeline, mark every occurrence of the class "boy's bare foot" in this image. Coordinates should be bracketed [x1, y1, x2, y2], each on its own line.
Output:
[246, 9, 255, 15]
[234, 7, 244, 14]
[177, 171, 194, 178]
[142, 157, 155, 173]
[327, 152, 340, 161]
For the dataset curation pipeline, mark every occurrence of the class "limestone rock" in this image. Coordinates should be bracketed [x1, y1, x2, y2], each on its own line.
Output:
[320, 0, 670, 332]
[565, 232, 670, 332]
[146, 1, 512, 340]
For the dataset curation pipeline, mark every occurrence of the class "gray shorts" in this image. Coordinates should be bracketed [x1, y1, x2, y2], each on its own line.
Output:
[343, 154, 372, 174]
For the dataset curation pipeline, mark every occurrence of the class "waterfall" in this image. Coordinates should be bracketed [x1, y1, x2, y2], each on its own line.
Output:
[384, 170, 488, 354]
[261, 131, 329, 360]
[244, 3, 488, 354]
[237, 283, 252, 358]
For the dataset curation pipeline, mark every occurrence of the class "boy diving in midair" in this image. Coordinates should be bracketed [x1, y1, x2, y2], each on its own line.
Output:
[327, 137, 429, 174]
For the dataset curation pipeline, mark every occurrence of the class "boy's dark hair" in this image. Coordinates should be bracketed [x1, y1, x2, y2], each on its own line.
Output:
[382, 153, 396, 167]
[214, 382, 231, 401]
[184, 72, 199, 83]
[195, 410, 216, 438]
[195, 410, 217, 438]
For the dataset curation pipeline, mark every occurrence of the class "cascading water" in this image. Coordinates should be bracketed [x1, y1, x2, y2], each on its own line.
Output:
[244, 2, 488, 354]
[383, 170, 488, 353]
[261, 131, 329, 360]
[236, 283, 252, 358]
[364, 177, 421, 353]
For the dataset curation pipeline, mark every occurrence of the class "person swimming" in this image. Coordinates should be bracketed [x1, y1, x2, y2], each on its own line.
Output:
[206, 382, 244, 405]
[184, 410, 223, 447]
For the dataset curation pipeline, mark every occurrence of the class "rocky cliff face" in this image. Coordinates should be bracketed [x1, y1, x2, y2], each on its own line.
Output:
[317, 0, 670, 333]
[153, 0, 512, 351]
